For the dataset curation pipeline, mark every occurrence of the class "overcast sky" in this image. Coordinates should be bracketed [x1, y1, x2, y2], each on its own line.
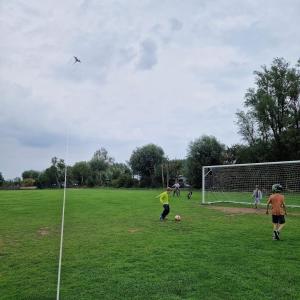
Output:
[1, 0, 299, 179]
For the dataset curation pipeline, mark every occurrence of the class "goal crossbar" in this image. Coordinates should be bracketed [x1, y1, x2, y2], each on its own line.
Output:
[204, 160, 300, 169]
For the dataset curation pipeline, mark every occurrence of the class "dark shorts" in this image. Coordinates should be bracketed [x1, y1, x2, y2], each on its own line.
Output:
[272, 215, 285, 224]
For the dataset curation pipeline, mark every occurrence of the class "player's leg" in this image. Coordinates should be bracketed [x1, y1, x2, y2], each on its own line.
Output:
[272, 215, 280, 240]
[164, 204, 170, 218]
[160, 205, 166, 220]
[276, 215, 286, 238]
[253, 198, 257, 208]
[256, 198, 260, 209]
[161, 204, 169, 220]
[278, 223, 285, 231]
[273, 224, 280, 240]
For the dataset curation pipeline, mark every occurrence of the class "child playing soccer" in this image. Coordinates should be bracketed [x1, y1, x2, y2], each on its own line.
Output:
[266, 184, 287, 240]
[252, 185, 262, 209]
[172, 182, 180, 197]
[156, 187, 172, 221]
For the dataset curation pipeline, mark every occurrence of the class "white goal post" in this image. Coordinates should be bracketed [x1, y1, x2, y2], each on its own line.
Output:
[202, 160, 300, 208]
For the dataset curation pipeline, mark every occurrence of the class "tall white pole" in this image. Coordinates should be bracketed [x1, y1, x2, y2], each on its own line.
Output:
[56, 133, 68, 300]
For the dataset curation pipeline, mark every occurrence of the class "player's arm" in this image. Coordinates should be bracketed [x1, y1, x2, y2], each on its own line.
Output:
[155, 192, 162, 199]
[283, 202, 287, 216]
[266, 198, 271, 214]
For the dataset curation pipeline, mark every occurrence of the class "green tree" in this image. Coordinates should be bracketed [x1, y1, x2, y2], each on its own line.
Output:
[65, 165, 74, 186]
[129, 144, 165, 187]
[106, 163, 134, 187]
[89, 148, 114, 186]
[0, 172, 4, 186]
[163, 159, 185, 186]
[224, 142, 274, 164]
[106, 163, 131, 180]
[236, 57, 300, 160]
[186, 135, 225, 188]
[37, 167, 57, 188]
[22, 170, 40, 181]
[22, 178, 36, 187]
[13, 177, 21, 186]
[72, 161, 91, 186]
[51, 157, 66, 188]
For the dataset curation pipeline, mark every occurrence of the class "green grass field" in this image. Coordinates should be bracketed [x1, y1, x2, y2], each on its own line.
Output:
[205, 191, 300, 206]
[1, 189, 300, 299]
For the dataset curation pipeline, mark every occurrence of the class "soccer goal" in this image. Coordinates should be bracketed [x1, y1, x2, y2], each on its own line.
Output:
[202, 160, 300, 208]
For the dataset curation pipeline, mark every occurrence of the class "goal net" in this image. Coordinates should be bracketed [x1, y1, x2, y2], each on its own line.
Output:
[202, 160, 300, 208]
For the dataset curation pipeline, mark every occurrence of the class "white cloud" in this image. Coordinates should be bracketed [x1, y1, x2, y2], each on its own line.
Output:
[136, 39, 158, 70]
[0, 0, 300, 178]
[169, 18, 183, 32]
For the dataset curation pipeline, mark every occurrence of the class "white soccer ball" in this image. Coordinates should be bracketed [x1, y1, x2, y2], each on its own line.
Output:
[175, 215, 181, 221]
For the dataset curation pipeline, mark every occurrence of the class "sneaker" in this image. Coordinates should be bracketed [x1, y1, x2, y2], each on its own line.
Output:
[274, 230, 280, 240]
[160, 215, 163, 221]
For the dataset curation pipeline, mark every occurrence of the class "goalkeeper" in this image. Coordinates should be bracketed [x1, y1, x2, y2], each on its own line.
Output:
[156, 187, 172, 221]
[252, 185, 262, 209]
[266, 184, 287, 240]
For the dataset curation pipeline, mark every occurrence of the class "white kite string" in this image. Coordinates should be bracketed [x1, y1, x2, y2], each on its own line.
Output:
[56, 130, 69, 300]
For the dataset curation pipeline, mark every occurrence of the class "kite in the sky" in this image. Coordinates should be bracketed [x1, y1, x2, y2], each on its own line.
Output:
[73, 56, 81, 64]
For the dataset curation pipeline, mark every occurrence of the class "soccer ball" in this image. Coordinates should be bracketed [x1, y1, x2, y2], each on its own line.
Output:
[175, 215, 181, 221]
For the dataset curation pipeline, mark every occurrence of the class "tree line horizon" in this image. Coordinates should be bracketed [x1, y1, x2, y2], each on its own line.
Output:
[1, 57, 299, 188]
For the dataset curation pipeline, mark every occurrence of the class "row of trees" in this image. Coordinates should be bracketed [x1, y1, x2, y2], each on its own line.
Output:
[1, 57, 299, 189]
[26, 149, 136, 189]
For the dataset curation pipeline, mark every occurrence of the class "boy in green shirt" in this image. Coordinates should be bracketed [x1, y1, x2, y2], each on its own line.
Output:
[157, 187, 172, 221]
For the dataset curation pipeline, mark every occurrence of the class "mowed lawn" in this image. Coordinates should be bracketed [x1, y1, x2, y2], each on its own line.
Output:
[1, 189, 300, 299]
[205, 191, 300, 206]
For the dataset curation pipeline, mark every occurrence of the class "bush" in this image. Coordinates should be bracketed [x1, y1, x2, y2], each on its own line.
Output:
[86, 176, 96, 187]
[139, 177, 152, 188]
[22, 178, 36, 187]
[111, 178, 121, 188]
[111, 174, 135, 188]
[132, 178, 140, 187]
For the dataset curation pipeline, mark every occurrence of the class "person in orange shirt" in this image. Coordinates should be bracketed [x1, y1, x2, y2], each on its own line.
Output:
[266, 184, 287, 240]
